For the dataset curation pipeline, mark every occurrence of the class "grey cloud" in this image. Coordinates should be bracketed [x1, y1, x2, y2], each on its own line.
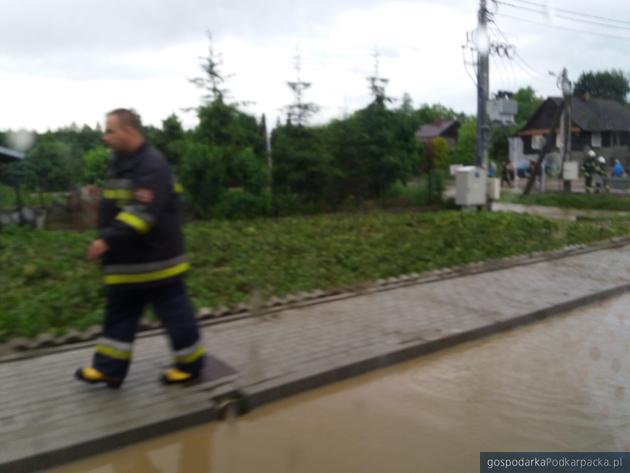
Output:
[0, 0, 385, 58]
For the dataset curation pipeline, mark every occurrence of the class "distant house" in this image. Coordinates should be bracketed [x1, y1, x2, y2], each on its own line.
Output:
[415, 120, 460, 148]
[511, 96, 630, 168]
[0, 146, 24, 163]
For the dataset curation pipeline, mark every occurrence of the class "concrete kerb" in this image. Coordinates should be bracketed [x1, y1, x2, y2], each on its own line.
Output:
[3, 235, 630, 362]
[244, 283, 630, 412]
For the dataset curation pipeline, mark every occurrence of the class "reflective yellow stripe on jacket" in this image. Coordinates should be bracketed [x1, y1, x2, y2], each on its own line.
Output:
[103, 189, 133, 200]
[104, 262, 190, 285]
[116, 211, 150, 234]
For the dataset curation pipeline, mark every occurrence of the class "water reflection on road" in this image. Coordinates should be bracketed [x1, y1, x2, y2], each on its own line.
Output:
[46, 295, 630, 473]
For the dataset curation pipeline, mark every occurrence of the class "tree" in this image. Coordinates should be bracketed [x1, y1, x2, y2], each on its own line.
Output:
[367, 52, 393, 106]
[189, 32, 231, 105]
[413, 104, 459, 128]
[0, 160, 26, 214]
[424, 137, 449, 171]
[82, 147, 110, 186]
[188, 35, 265, 161]
[423, 137, 449, 202]
[225, 147, 269, 194]
[24, 137, 83, 202]
[258, 114, 269, 166]
[285, 54, 319, 126]
[450, 118, 476, 166]
[574, 70, 630, 104]
[176, 139, 225, 218]
[195, 100, 265, 161]
[513, 87, 543, 125]
[271, 124, 340, 203]
[323, 100, 417, 200]
[154, 114, 186, 167]
[489, 126, 514, 165]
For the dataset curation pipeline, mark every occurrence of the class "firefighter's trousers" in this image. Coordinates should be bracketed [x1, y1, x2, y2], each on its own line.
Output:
[93, 278, 205, 380]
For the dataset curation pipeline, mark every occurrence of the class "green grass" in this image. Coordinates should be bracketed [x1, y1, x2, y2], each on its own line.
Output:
[2, 210, 630, 340]
[502, 191, 630, 212]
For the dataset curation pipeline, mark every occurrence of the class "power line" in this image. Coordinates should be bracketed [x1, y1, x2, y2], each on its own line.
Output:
[496, 0, 630, 32]
[491, 53, 508, 90]
[487, 27, 515, 89]
[488, 21, 545, 78]
[496, 12, 630, 42]
[507, 0, 630, 27]
[495, 1, 546, 16]
[503, 51, 521, 88]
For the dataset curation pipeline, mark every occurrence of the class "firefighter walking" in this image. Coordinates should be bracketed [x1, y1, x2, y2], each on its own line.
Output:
[76, 108, 205, 388]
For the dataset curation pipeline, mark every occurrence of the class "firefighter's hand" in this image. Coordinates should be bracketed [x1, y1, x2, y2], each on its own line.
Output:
[86, 239, 109, 262]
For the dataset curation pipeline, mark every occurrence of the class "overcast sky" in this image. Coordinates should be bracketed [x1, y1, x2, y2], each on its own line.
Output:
[1, 0, 629, 134]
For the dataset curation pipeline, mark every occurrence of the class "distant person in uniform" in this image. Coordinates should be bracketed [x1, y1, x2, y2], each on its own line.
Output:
[489, 161, 497, 178]
[581, 150, 597, 193]
[76, 108, 205, 388]
[595, 156, 608, 193]
[612, 159, 624, 177]
[501, 160, 514, 186]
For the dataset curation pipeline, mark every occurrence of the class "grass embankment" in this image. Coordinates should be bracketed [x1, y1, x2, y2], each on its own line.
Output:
[502, 191, 630, 211]
[1, 210, 629, 341]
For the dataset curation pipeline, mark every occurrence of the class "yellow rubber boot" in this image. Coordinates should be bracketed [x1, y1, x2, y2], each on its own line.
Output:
[75, 367, 122, 388]
[161, 368, 197, 385]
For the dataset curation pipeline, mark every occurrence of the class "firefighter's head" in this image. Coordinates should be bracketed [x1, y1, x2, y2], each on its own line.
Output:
[103, 109, 144, 153]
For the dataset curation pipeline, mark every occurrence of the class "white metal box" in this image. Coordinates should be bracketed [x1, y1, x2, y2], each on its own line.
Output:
[562, 161, 579, 180]
[487, 177, 501, 200]
[455, 166, 487, 206]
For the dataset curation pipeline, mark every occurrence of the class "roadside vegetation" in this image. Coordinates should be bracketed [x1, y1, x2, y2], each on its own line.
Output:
[2, 211, 629, 341]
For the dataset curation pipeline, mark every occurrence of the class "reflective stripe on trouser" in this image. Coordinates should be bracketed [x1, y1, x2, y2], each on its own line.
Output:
[174, 342, 206, 372]
[102, 256, 189, 286]
[93, 278, 203, 379]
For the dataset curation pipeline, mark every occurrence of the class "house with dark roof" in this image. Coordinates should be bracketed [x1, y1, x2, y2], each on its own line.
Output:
[509, 96, 630, 171]
[415, 120, 460, 148]
[518, 96, 630, 154]
[0, 146, 24, 163]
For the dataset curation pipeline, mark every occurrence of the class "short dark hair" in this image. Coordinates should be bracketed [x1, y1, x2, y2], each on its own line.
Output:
[107, 108, 142, 131]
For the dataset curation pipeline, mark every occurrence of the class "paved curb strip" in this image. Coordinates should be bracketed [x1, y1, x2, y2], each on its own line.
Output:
[244, 284, 629, 409]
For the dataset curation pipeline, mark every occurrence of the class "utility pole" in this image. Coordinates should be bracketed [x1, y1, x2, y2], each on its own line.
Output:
[476, 0, 489, 168]
[524, 101, 564, 195]
[559, 68, 573, 192]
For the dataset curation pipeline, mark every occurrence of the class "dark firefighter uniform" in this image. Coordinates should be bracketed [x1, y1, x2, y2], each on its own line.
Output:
[87, 142, 204, 385]
[581, 155, 596, 193]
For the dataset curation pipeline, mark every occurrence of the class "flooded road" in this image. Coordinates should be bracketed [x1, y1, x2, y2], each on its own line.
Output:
[46, 295, 630, 473]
